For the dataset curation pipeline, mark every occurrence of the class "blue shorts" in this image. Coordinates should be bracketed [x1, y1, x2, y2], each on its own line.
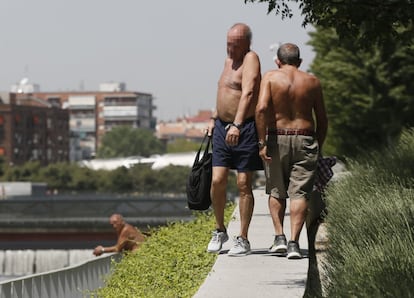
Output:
[212, 118, 263, 172]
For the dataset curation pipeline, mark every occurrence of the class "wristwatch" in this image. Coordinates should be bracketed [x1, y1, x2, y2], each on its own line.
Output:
[231, 122, 242, 130]
[258, 140, 266, 149]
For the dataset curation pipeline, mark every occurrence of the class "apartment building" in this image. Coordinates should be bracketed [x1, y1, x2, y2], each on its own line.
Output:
[0, 93, 69, 166]
[19, 83, 156, 160]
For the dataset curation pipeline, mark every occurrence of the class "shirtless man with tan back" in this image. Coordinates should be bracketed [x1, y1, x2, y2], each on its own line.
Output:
[255, 43, 328, 259]
[206, 23, 263, 256]
[93, 213, 145, 256]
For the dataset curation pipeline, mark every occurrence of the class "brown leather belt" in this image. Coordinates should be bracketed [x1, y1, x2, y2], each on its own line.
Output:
[268, 129, 315, 136]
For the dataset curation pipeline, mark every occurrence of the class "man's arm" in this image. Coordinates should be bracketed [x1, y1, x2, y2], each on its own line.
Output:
[313, 79, 328, 151]
[227, 52, 261, 146]
[93, 228, 129, 256]
[234, 52, 261, 125]
[93, 243, 119, 256]
[255, 73, 272, 163]
[207, 109, 218, 137]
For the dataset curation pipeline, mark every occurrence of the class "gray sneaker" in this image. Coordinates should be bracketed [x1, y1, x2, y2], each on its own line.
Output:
[228, 236, 251, 256]
[269, 234, 288, 254]
[207, 229, 229, 253]
[287, 241, 302, 259]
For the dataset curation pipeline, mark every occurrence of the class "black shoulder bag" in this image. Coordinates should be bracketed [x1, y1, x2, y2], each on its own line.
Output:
[186, 134, 212, 210]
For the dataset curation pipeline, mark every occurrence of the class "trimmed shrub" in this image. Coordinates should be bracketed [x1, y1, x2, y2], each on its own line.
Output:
[95, 205, 235, 298]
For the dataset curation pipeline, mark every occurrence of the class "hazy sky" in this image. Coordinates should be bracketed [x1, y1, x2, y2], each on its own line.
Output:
[0, 0, 315, 121]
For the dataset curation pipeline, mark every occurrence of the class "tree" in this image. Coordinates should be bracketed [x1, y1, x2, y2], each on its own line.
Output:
[167, 139, 200, 153]
[244, 0, 414, 46]
[97, 126, 165, 158]
[1, 161, 42, 182]
[308, 27, 414, 157]
[128, 164, 190, 193]
[38, 162, 74, 190]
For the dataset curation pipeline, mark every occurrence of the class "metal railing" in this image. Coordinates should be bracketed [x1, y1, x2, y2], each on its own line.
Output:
[0, 253, 120, 298]
[0, 195, 192, 231]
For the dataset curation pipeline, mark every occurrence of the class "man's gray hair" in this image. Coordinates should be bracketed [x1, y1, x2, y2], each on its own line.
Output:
[277, 43, 301, 65]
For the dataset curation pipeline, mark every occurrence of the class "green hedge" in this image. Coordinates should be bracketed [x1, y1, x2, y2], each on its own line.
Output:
[93, 205, 235, 298]
[324, 129, 414, 297]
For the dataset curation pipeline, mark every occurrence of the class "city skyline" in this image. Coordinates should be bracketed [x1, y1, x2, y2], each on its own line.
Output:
[0, 0, 314, 121]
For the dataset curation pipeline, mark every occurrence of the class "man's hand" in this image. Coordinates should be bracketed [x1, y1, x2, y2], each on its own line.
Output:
[225, 126, 240, 146]
[93, 245, 105, 256]
[259, 146, 271, 163]
[207, 118, 215, 137]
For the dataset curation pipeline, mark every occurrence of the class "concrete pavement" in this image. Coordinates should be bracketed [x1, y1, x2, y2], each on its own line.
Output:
[194, 187, 309, 298]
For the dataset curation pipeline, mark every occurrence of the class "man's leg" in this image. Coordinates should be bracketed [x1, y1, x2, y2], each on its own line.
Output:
[290, 197, 307, 242]
[268, 196, 289, 254]
[227, 171, 254, 256]
[268, 196, 286, 235]
[237, 171, 254, 239]
[207, 166, 230, 253]
[211, 166, 229, 231]
[288, 134, 317, 253]
[286, 197, 307, 259]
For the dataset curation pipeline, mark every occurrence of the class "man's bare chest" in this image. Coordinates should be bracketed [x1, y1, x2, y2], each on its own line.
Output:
[220, 67, 243, 91]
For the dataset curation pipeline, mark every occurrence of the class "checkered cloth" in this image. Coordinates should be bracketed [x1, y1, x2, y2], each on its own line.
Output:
[314, 156, 337, 193]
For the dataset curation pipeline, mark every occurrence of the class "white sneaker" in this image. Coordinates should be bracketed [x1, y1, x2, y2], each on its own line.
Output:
[207, 229, 229, 253]
[228, 236, 251, 257]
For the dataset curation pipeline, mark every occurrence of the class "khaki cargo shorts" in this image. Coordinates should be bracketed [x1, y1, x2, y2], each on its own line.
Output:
[264, 134, 318, 200]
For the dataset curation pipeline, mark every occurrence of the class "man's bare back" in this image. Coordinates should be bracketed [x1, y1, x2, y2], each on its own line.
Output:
[261, 65, 323, 131]
[93, 214, 145, 256]
[119, 223, 145, 251]
[256, 43, 327, 148]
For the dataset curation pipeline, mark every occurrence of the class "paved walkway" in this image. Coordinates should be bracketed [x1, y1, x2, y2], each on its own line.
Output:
[194, 187, 309, 298]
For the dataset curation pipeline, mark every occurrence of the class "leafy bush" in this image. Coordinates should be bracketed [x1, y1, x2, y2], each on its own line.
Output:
[0, 160, 240, 196]
[97, 126, 165, 158]
[324, 128, 414, 297]
[94, 205, 235, 298]
[167, 139, 200, 153]
[129, 164, 190, 194]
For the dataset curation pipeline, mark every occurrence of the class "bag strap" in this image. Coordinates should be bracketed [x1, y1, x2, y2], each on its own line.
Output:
[193, 133, 211, 166]
[202, 134, 211, 157]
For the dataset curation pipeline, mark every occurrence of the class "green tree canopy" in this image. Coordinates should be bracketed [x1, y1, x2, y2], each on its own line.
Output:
[167, 139, 200, 153]
[245, 0, 414, 46]
[97, 126, 165, 158]
[308, 27, 414, 157]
